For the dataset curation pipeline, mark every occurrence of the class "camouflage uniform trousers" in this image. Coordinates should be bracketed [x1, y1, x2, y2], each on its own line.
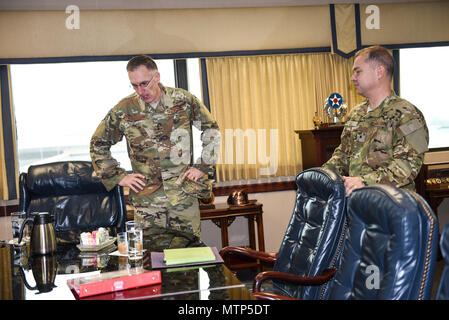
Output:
[133, 190, 202, 249]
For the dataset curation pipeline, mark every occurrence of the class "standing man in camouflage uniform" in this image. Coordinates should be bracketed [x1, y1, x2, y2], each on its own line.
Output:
[323, 46, 428, 197]
[90, 55, 219, 243]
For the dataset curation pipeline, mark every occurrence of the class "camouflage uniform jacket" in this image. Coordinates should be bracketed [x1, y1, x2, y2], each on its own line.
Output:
[90, 83, 219, 207]
[323, 91, 428, 191]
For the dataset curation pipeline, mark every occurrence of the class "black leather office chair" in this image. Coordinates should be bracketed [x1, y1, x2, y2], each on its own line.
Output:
[327, 185, 438, 300]
[436, 223, 449, 300]
[250, 184, 439, 300]
[220, 167, 347, 300]
[19, 161, 126, 239]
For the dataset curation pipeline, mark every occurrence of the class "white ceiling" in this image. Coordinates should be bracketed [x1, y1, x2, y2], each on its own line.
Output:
[0, 0, 437, 11]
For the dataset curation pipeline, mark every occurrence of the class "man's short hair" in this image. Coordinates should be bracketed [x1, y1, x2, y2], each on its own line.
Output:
[355, 46, 395, 78]
[127, 55, 158, 72]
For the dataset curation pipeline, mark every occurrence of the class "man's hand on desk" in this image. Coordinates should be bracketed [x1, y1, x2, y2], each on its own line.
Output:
[119, 173, 146, 193]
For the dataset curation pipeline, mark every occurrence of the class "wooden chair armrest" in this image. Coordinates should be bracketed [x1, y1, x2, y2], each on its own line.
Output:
[252, 292, 299, 300]
[219, 246, 277, 264]
[253, 267, 337, 293]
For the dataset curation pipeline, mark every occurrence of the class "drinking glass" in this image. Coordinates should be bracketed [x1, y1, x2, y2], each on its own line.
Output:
[126, 221, 143, 260]
[117, 232, 128, 255]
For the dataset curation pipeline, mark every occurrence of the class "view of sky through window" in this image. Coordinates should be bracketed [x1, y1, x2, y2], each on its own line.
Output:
[400, 46, 449, 149]
[11, 59, 178, 173]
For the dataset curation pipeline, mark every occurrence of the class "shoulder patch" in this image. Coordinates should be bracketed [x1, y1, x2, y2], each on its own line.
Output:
[399, 119, 428, 154]
[398, 119, 422, 136]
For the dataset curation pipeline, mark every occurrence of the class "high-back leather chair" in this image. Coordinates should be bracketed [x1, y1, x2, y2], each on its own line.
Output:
[19, 161, 126, 235]
[436, 223, 449, 300]
[328, 185, 438, 300]
[220, 167, 347, 300]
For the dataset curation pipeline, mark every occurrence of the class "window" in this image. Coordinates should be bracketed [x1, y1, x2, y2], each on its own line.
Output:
[187, 58, 203, 100]
[187, 58, 204, 163]
[11, 58, 202, 174]
[400, 46, 449, 149]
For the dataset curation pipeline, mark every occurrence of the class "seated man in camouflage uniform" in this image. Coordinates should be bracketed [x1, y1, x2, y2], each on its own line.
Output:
[323, 46, 429, 197]
[90, 55, 219, 246]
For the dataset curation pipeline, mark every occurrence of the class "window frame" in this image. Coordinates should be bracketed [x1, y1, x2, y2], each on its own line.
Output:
[9, 57, 200, 175]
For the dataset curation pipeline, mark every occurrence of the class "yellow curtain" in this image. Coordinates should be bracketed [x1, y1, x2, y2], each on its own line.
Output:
[0, 65, 18, 200]
[206, 52, 363, 182]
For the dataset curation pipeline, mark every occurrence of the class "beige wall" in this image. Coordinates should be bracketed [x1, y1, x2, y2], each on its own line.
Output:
[361, 2, 449, 45]
[1, 2, 448, 60]
[0, 6, 330, 59]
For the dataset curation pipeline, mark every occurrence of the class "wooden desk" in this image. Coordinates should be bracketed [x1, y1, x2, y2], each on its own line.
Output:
[200, 202, 265, 270]
[0, 215, 254, 300]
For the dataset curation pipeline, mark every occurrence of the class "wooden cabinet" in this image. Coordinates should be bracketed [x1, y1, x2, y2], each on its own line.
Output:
[295, 126, 344, 169]
[414, 151, 449, 223]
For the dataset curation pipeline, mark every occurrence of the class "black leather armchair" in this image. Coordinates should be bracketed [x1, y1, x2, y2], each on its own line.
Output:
[260, 184, 439, 300]
[436, 223, 449, 300]
[220, 167, 347, 300]
[327, 185, 438, 300]
[19, 161, 127, 236]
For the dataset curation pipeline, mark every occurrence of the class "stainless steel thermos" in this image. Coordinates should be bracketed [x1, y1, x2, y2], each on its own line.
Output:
[18, 212, 57, 255]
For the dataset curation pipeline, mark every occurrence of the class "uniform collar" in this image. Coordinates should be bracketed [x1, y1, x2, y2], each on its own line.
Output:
[364, 90, 398, 114]
[158, 83, 172, 110]
[136, 83, 168, 112]
[382, 90, 399, 106]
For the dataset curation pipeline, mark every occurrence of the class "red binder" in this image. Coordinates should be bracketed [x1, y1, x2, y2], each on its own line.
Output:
[67, 268, 161, 298]
[81, 284, 162, 300]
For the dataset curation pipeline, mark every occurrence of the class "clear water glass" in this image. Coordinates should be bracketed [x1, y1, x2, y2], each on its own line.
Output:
[126, 221, 143, 260]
